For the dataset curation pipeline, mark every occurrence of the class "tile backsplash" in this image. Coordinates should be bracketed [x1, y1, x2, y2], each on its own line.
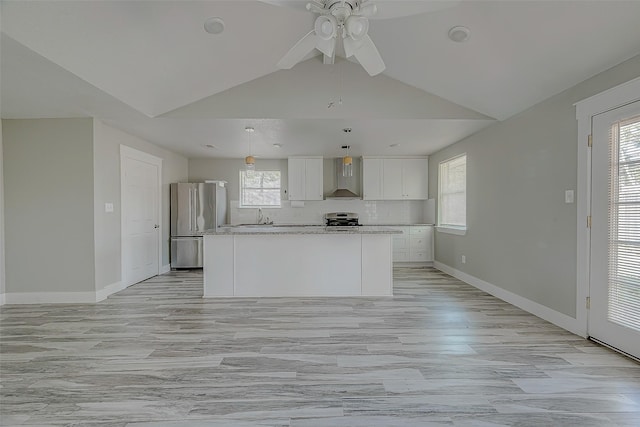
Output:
[230, 199, 431, 225]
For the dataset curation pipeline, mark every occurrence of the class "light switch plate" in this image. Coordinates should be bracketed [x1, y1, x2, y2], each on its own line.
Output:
[564, 190, 574, 204]
[105, 202, 114, 213]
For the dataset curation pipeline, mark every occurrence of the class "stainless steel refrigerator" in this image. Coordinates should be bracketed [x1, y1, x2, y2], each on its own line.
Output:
[170, 182, 227, 268]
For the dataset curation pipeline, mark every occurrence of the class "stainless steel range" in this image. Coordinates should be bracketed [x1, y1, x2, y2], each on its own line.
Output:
[324, 212, 361, 227]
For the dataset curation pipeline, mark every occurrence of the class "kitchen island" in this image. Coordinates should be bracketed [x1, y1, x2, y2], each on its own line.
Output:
[203, 226, 400, 297]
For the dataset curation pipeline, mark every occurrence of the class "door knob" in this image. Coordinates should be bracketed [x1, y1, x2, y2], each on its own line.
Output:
[154, 224, 160, 229]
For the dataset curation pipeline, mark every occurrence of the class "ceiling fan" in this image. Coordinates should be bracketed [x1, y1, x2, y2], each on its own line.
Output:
[277, 0, 386, 76]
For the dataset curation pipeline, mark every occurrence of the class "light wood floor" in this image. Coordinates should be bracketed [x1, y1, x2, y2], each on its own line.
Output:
[1, 267, 639, 426]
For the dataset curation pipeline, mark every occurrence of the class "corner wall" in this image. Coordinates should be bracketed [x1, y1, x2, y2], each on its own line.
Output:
[429, 54, 640, 321]
[0, 120, 5, 304]
[3, 118, 95, 297]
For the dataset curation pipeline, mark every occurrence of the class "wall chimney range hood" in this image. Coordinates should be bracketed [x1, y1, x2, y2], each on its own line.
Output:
[326, 158, 360, 199]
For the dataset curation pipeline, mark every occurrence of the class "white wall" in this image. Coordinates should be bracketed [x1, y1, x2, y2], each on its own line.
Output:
[93, 120, 188, 292]
[428, 54, 640, 319]
[3, 118, 95, 294]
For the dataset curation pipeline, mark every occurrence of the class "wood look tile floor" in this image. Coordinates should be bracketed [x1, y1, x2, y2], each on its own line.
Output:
[1, 268, 640, 426]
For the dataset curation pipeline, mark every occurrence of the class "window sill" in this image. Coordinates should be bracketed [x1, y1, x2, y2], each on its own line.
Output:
[436, 226, 467, 236]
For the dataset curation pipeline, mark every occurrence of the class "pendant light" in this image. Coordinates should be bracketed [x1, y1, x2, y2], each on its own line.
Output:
[342, 128, 353, 177]
[342, 145, 353, 177]
[244, 126, 255, 170]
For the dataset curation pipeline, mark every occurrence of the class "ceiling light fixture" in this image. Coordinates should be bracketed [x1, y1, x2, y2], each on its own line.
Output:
[341, 128, 353, 177]
[448, 26, 470, 43]
[245, 126, 255, 170]
[204, 17, 225, 35]
[277, 0, 385, 76]
[273, 143, 282, 148]
[342, 145, 353, 177]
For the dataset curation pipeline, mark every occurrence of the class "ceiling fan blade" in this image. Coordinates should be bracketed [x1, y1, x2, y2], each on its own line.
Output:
[343, 36, 363, 59]
[316, 37, 336, 58]
[352, 34, 385, 76]
[277, 30, 319, 69]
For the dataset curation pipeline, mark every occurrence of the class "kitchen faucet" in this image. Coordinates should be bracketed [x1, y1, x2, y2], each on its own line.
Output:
[256, 208, 273, 225]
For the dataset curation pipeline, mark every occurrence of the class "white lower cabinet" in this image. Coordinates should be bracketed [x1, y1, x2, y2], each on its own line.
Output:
[390, 225, 433, 263]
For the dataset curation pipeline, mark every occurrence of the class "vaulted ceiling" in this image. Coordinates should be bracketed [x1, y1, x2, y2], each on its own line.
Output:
[2, 0, 640, 158]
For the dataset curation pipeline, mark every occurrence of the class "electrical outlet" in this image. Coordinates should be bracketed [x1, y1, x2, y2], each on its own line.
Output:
[461, 255, 466, 264]
[105, 202, 114, 213]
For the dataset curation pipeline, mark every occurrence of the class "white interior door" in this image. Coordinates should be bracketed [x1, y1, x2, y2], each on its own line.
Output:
[590, 100, 640, 359]
[121, 146, 162, 287]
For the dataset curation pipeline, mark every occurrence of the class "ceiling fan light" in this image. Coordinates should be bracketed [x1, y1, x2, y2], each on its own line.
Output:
[345, 16, 369, 41]
[315, 15, 337, 40]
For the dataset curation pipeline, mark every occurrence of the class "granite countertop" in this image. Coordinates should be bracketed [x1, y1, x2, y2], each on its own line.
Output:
[204, 225, 401, 235]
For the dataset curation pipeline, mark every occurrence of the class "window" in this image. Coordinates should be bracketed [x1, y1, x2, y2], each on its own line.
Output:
[239, 170, 281, 208]
[438, 154, 466, 234]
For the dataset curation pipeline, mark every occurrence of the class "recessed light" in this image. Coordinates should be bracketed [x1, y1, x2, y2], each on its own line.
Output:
[204, 144, 218, 149]
[448, 26, 470, 43]
[204, 17, 225, 35]
[244, 126, 255, 133]
[273, 143, 282, 148]
[390, 143, 400, 148]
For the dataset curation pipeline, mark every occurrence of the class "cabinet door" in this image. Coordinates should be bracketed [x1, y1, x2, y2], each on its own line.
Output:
[402, 158, 428, 199]
[288, 158, 306, 201]
[382, 159, 404, 200]
[362, 158, 383, 200]
[391, 226, 410, 262]
[304, 158, 324, 201]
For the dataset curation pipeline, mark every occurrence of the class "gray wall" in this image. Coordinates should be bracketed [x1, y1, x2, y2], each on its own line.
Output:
[0, 120, 5, 298]
[429, 54, 640, 318]
[3, 118, 95, 293]
[93, 120, 188, 291]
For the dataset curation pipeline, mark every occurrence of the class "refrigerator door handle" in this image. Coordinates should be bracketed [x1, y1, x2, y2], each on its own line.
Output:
[188, 188, 193, 232]
[192, 187, 198, 231]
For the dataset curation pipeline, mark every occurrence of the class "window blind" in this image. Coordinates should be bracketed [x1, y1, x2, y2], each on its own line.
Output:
[607, 115, 640, 332]
[439, 154, 467, 227]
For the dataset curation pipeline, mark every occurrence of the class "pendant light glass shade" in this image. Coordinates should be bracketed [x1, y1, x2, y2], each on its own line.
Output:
[342, 155, 353, 177]
[245, 126, 255, 170]
[245, 155, 255, 170]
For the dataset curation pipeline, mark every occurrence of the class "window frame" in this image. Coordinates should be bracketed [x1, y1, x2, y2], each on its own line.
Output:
[238, 169, 282, 208]
[437, 153, 467, 235]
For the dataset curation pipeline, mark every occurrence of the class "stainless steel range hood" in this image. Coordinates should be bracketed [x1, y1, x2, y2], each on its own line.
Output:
[326, 158, 361, 199]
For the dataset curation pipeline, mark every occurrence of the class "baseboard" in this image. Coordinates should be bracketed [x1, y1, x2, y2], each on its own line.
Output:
[4, 291, 99, 305]
[434, 261, 586, 337]
[160, 264, 171, 274]
[95, 281, 125, 302]
[394, 261, 434, 267]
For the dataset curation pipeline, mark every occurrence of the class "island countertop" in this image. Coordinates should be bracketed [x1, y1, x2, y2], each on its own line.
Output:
[204, 225, 401, 235]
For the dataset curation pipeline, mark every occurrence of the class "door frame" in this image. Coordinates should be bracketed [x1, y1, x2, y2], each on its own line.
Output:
[120, 145, 163, 287]
[575, 76, 640, 338]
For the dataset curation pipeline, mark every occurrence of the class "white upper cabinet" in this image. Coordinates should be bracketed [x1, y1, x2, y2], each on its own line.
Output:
[363, 157, 428, 200]
[401, 158, 429, 199]
[382, 159, 404, 200]
[288, 157, 323, 201]
[362, 158, 384, 200]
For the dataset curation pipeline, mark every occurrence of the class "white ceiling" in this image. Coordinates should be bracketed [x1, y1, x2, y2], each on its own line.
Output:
[2, 0, 640, 159]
